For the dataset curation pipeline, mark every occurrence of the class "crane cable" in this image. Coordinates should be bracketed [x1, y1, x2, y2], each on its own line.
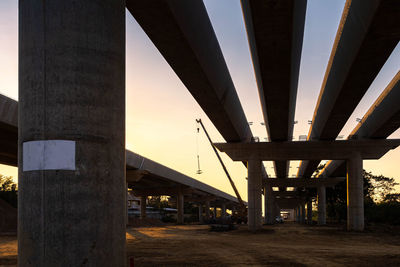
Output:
[196, 121, 203, 174]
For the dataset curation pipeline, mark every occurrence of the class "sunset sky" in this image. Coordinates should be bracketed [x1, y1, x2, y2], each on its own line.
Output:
[0, 0, 399, 201]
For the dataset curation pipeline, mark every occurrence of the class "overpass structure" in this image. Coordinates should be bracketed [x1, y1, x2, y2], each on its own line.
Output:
[240, 0, 307, 224]
[320, 72, 400, 178]
[297, 0, 400, 179]
[14, 0, 400, 265]
[0, 95, 242, 224]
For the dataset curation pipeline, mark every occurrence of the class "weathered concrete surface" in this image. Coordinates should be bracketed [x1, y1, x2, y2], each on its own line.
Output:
[198, 204, 204, 223]
[19, 1, 126, 266]
[347, 153, 364, 231]
[241, 0, 307, 178]
[140, 196, 147, 219]
[177, 191, 184, 224]
[300, 204, 306, 224]
[298, 0, 400, 178]
[248, 160, 262, 231]
[317, 186, 326, 225]
[307, 201, 313, 224]
[321, 71, 400, 178]
[205, 201, 211, 219]
[264, 185, 275, 224]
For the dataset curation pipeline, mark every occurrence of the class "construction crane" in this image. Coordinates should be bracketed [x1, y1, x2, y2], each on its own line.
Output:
[196, 119, 247, 223]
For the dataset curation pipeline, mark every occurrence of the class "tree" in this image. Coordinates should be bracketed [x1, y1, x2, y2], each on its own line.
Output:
[0, 175, 16, 191]
[383, 193, 400, 203]
[0, 174, 17, 208]
[364, 171, 399, 203]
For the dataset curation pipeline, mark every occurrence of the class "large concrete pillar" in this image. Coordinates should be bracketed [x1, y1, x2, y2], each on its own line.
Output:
[347, 152, 364, 231]
[275, 203, 280, 219]
[198, 204, 204, 224]
[221, 203, 226, 218]
[295, 207, 299, 222]
[307, 201, 313, 224]
[18, 1, 126, 266]
[300, 203, 306, 224]
[126, 183, 129, 226]
[205, 200, 210, 219]
[264, 186, 275, 224]
[317, 186, 326, 225]
[140, 196, 147, 219]
[177, 191, 184, 224]
[247, 159, 262, 231]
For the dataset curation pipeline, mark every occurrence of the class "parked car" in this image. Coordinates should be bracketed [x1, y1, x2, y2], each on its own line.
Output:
[275, 216, 284, 223]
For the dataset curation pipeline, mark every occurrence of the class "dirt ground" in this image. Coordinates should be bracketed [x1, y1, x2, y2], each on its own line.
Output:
[2, 223, 400, 266]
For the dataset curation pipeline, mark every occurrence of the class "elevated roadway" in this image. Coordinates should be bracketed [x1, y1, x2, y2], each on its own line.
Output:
[298, 0, 400, 179]
[0, 95, 242, 207]
[320, 71, 400, 178]
[241, 0, 307, 178]
[127, 0, 252, 144]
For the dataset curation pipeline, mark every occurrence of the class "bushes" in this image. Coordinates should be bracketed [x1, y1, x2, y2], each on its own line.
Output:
[365, 201, 400, 225]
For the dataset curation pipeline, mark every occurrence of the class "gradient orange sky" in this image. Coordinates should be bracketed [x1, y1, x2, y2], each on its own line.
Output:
[0, 0, 399, 201]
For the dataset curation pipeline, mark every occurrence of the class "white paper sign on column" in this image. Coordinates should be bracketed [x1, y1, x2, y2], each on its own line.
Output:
[23, 140, 76, 171]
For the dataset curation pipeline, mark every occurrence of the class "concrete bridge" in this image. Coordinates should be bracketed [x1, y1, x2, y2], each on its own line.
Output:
[14, 0, 400, 266]
[0, 94, 242, 223]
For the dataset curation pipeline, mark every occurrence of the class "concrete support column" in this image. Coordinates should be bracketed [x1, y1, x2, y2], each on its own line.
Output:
[221, 203, 226, 218]
[126, 183, 129, 226]
[177, 191, 184, 224]
[347, 152, 364, 231]
[205, 201, 210, 220]
[264, 186, 275, 224]
[307, 201, 313, 224]
[140, 196, 147, 219]
[247, 159, 262, 231]
[317, 186, 326, 225]
[198, 204, 204, 224]
[300, 204, 306, 224]
[295, 207, 299, 222]
[19, 1, 126, 266]
[275, 203, 280, 219]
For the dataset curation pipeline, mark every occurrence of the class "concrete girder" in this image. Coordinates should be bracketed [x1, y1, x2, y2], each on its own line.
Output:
[298, 0, 400, 179]
[126, 0, 252, 144]
[126, 1, 271, 194]
[126, 170, 150, 183]
[241, 0, 307, 178]
[264, 177, 344, 188]
[126, 151, 241, 204]
[275, 198, 303, 210]
[214, 139, 400, 161]
[320, 71, 400, 178]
